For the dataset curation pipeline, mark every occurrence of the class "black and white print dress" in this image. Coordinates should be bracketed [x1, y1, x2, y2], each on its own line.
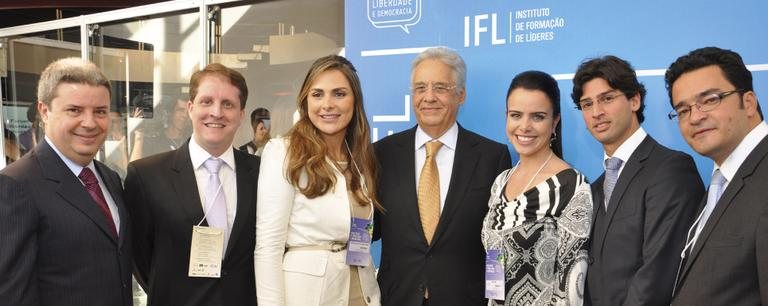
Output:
[482, 168, 593, 306]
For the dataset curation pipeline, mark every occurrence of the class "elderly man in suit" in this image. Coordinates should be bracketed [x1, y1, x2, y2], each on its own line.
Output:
[0, 58, 132, 305]
[666, 47, 768, 305]
[124, 63, 260, 306]
[571, 55, 704, 306]
[374, 47, 511, 306]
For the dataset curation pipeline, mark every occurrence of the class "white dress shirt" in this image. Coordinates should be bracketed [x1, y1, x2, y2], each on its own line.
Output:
[188, 137, 238, 231]
[45, 136, 120, 233]
[602, 127, 647, 178]
[713, 121, 768, 186]
[415, 122, 458, 212]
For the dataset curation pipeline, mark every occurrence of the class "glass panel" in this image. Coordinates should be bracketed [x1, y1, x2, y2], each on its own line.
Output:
[91, 9, 201, 180]
[214, 0, 344, 156]
[88, 9, 202, 305]
[1, 27, 81, 167]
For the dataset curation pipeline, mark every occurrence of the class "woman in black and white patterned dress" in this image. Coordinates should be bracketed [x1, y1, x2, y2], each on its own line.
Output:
[482, 71, 593, 306]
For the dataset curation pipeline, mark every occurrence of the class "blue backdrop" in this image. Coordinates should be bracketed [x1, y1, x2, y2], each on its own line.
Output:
[346, 0, 768, 265]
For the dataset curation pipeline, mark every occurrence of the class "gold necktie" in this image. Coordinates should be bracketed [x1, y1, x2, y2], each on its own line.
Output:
[418, 140, 443, 245]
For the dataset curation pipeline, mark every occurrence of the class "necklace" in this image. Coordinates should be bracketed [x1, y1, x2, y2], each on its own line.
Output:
[510, 151, 554, 195]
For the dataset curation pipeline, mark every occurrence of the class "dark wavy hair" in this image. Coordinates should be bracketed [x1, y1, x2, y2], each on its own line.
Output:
[571, 55, 647, 123]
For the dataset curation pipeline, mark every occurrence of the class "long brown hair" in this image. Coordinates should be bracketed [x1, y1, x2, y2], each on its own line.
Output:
[286, 55, 381, 210]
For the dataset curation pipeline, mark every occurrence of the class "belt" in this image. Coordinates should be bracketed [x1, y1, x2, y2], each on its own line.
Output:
[286, 241, 347, 253]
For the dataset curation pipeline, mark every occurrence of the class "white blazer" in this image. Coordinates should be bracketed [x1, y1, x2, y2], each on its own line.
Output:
[255, 138, 381, 306]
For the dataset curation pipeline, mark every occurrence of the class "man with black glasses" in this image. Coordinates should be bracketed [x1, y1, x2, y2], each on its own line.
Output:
[572, 55, 704, 306]
[666, 46, 768, 305]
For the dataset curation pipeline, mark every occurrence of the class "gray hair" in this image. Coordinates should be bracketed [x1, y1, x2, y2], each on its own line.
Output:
[411, 46, 467, 90]
[37, 57, 111, 106]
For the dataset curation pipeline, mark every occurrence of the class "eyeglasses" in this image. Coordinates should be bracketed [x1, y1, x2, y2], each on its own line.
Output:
[668, 89, 744, 121]
[411, 82, 457, 95]
[576, 91, 625, 111]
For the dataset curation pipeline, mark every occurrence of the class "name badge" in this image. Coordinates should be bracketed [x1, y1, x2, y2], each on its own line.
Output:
[485, 249, 505, 300]
[346, 217, 373, 266]
[188, 226, 224, 278]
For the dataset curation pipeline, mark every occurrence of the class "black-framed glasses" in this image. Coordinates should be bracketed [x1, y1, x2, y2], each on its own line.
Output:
[411, 82, 457, 95]
[668, 89, 745, 121]
[576, 90, 625, 111]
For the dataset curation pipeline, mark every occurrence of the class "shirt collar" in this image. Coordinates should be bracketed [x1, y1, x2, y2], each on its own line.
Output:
[715, 121, 768, 182]
[415, 122, 459, 151]
[44, 136, 95, 177]
[188, 136, 236, 171]
[603, 127, 647, 167]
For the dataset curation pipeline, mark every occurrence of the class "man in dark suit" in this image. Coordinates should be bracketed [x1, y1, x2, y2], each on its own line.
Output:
[374, 47, 511, 306]
[571, 56, 704, 306]
[666, 47, 768, 305]
[0, 58, 132, 305]
[124, 63, 259, 306]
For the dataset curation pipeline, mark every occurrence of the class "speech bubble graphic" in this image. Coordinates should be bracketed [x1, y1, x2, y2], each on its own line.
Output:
[367, 0, 422, 34]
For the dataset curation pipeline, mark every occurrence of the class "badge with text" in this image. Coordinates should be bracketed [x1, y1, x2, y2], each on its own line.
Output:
[485, 249, 506, 300]
[346, 217, 373, 266]
[188, 226, 224, 278]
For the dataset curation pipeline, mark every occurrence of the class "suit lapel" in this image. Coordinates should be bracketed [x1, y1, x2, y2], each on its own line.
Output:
[170, 143, 206, 228]
[590, 174, 607, 253]
[226, 150, 257, 258]
[679, 135, 768, 281]
[596, 136, 655, 252]
[36, 141, 117, 243]
[432, 126, 478, 245]
[674, 195, 707, 292]
[393, 127, 426, 244]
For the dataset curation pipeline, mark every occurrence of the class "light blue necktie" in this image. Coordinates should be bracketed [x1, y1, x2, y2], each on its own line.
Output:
[695, 170, 727, 237]
[603, 157, 623, 210]
[203, 158, 229, 250]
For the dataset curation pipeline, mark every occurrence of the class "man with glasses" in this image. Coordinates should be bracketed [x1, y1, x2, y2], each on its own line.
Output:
[374, 47, 511, 306]
[666, 47, 768, 305]
[572, 56, 704, 306]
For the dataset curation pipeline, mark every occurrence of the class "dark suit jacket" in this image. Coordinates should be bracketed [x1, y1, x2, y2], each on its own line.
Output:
[586, 136, 704, 306]
[672, 135, 768, 305]
[374, 125, 511, 306]
[124, 142, 260, 306]
[0, 140, 133, 306]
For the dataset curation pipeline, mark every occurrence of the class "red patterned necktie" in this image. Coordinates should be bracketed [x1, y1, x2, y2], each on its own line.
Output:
[79, 167, 118, 238]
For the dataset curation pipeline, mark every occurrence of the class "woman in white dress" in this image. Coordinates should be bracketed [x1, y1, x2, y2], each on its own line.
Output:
[482, 71, 593, 306]
[255, 55, 382, 306]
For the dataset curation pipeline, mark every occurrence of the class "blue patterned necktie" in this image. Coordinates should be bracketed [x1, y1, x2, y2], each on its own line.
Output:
[603, 157, 623, 210]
